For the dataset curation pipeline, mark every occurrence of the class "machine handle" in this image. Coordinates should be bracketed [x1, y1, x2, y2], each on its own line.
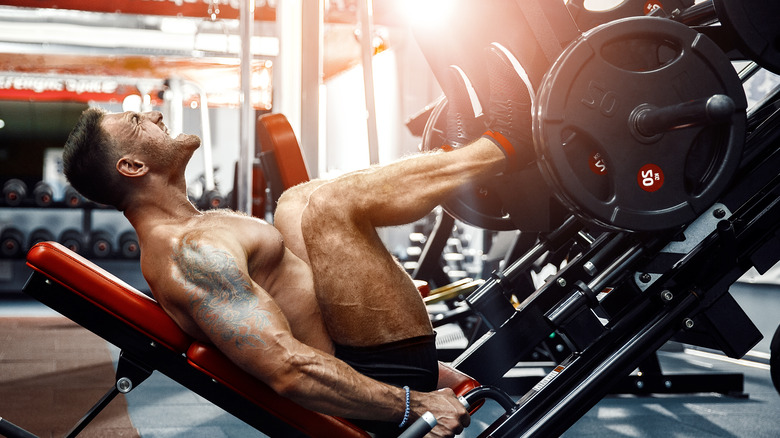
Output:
[397, 412, 438, 438]
[397, 386, 514, 438]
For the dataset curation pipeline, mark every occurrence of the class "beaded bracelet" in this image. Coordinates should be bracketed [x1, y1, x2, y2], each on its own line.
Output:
[399, 385, 411, 428]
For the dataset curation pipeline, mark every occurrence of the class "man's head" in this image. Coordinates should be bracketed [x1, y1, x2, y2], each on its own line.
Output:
[63, 107, 200, 211]
[63, 107, 127, 209]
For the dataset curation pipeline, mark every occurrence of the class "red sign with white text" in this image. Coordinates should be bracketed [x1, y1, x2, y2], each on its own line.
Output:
[0, 74, 140, 103]
[0, 0, 276, 21]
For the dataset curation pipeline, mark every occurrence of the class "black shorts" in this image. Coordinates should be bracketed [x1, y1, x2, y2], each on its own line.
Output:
[334, 333, 438, 436]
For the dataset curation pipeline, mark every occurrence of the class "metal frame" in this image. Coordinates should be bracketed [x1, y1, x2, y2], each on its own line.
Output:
[451, 96, 780, 437]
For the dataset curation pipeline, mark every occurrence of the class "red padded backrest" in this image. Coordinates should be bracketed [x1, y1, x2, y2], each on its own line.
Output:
[25, 241, 193, 353]
[256, 113, 310, 189]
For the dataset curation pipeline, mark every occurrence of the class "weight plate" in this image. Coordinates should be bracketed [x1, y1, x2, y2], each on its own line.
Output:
[534, 16, 746, 232]
[713, 0, 780, 75]
[420, 97, 517, 231]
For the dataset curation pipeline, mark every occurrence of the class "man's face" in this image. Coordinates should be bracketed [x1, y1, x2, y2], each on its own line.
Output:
[101, 111, 201, 169]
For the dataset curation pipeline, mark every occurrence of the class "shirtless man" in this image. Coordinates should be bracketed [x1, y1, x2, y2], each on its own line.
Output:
[61, 43, 531, 437]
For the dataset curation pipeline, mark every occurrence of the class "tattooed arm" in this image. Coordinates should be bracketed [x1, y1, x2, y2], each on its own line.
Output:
[166, 235, 466, 432]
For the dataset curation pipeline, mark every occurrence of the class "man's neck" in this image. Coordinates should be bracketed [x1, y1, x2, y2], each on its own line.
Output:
[123, 191, 201, 235]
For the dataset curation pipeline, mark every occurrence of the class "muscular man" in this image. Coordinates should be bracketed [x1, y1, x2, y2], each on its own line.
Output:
[62, 42, 531, 437]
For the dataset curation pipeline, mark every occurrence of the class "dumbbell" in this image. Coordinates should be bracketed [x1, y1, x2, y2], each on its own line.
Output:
[119, 230, 140, 259]
[33, 181, 54, 207]
[0, 227, 25, 258]
[28, 228, 55, 248]
[63, 185, 84, 208]
[3, 179, 27, 207]
[90, 230, 114, 258]
[59, 229, 86, 254]
[200, 188, 225, 210]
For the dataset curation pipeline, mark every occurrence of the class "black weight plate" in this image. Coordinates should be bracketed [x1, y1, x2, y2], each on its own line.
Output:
[420, 97, 517, 231]
[713, 0, 780, 75]
[567, 0, 694, 31]
[534, 16, 746, 232]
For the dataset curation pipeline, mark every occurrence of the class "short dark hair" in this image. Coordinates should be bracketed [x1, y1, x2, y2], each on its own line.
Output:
[63, 107, 130, 210]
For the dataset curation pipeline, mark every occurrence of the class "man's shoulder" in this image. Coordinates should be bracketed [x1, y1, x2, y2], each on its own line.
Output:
[201, 208, 259, 221]
[196, 209, 270, 235]
[189, 211, 274, 249]
[141, 209, 278, 277]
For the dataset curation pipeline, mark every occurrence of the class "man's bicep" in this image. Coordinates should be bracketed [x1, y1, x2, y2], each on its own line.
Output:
[171, 236, 291, 353]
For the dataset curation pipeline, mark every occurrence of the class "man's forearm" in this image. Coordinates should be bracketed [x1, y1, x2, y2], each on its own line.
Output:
[273, 343, 408, 423]
[267, 344, 467, 437]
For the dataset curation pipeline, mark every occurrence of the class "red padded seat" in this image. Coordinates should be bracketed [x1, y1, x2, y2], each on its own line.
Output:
[25, 241, 193, 353]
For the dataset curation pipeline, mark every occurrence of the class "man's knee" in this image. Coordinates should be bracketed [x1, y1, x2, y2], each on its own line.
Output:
[300, 182, 352, 242]
[277, 181, 310, 210]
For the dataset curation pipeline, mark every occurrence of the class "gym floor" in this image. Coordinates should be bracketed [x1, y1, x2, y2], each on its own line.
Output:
[0, 281, 778, 438]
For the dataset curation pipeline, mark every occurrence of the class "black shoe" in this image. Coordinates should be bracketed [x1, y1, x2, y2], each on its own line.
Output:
[483, 42, 535, 170]
[442, 65, 482, 148]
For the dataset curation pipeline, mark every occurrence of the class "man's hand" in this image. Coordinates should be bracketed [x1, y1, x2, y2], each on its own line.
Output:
[411, 388, 470, 437]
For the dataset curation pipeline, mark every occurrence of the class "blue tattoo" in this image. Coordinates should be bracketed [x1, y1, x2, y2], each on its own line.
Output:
[171, 237, 271, 349]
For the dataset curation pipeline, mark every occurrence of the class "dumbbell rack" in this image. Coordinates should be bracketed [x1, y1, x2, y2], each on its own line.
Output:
[0, 181, 148, 294]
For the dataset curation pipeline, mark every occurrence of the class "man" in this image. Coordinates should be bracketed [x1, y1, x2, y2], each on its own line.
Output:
[62, 42, 531, 437]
